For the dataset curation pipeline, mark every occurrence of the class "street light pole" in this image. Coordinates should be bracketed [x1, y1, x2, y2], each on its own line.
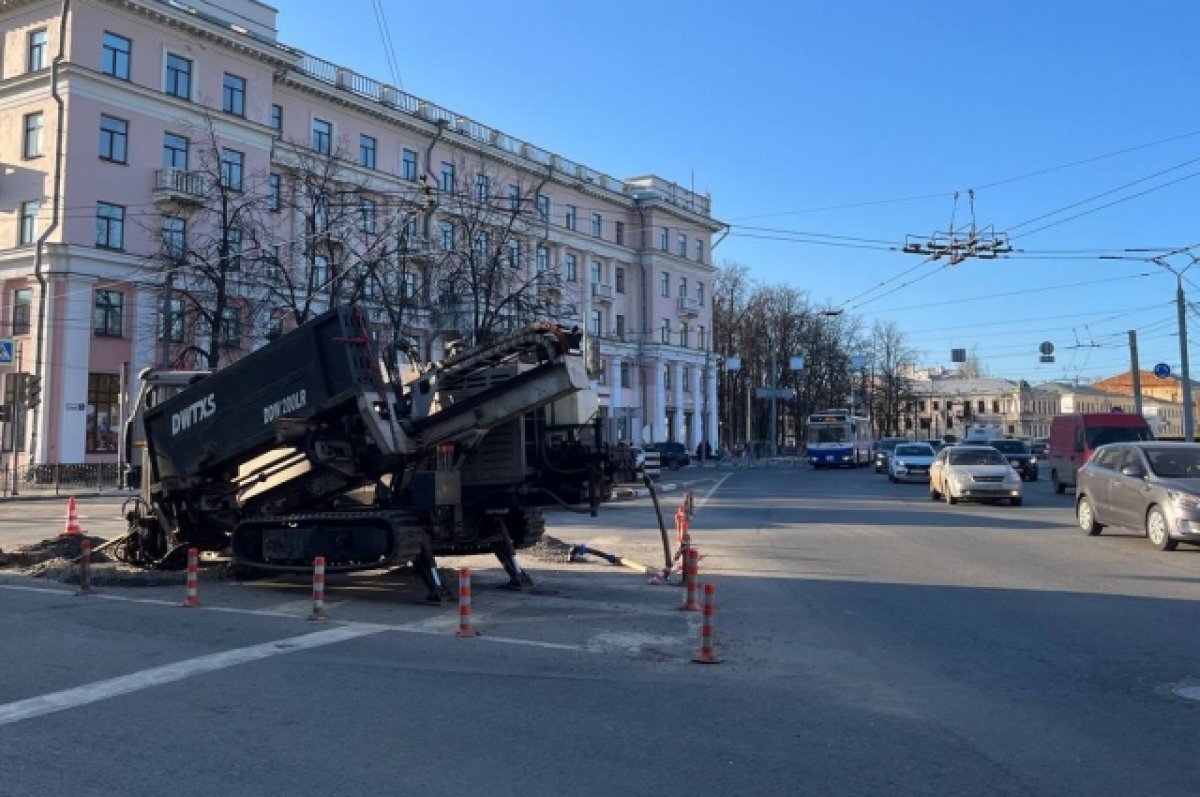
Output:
[1177, 272, 1194, 441]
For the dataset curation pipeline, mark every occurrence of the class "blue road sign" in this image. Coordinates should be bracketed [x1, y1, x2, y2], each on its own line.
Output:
[1154, 362, 1171, 379]
[0, 340, 12, 365]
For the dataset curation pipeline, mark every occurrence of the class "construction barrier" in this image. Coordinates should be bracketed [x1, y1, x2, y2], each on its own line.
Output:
[182, 547, 199, 608]
[680, 547, 700, 611]
[60, 496, 83, 538]
[309, 556, 329, 620]
[456, 567, 478, 637]
[76, 539, 95, 596]
[693, 583, 720, 664]
[644, 449, 661, 480]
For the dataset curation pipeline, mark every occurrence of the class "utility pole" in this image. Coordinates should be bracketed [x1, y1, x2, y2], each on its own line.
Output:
[1128, 330, 1143, 416]
[1177, 274, 1194, 441]
[769, 349, 778, 457]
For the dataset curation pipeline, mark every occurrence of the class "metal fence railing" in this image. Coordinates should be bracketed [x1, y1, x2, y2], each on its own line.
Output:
[0, 464, 128, 498]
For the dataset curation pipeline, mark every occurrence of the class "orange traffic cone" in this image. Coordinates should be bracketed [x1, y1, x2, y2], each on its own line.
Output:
[60, 496, 84, 538]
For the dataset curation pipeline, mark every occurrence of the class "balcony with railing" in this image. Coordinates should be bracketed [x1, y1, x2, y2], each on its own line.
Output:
[291, 53, 711, 218]
[677, 296, 701, 317]
[591, 282, 615, 302]
[153, 168, 210, 204]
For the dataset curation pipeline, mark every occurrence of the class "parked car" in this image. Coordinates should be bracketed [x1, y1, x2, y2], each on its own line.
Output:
[1076, 442, 1200, 551]
[1049, 412, 1154, 494]
[644, 441, 690, 470]
[888, 442, 936, 483]
[1030, 440, 1049, 458]
[873, 437, 910, 474]
[987, 438, 1038, 481]
[930, 445, 1023, 506]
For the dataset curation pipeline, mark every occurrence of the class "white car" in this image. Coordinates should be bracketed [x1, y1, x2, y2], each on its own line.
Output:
[929, 445, 1023, 506]
[888, 442, 936, 483]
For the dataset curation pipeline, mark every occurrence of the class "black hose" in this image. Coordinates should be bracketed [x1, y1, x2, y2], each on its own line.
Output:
[641, 471, 672, 572]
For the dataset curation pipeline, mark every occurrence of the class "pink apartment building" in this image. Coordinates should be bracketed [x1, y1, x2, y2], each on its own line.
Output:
[0, 0, 722, 469]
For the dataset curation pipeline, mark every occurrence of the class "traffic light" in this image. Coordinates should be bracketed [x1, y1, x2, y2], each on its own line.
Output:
[25, 374, 40, 409]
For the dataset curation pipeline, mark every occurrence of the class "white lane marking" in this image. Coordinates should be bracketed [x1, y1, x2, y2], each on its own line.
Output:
[700, 473, 733, 508]
[0, 583, 297, 619]
[0, 623, 388, 727]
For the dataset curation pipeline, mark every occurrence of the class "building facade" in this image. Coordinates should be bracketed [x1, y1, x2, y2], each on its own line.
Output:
[0, 0, 723, 467]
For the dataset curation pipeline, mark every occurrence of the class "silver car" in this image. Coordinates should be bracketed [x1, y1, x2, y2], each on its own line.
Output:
[1076, 442, 1200, 551]
[929, 445, 1023, 506]
[889, 442, 935, 483]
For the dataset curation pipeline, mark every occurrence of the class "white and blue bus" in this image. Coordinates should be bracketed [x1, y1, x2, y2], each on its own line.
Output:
[806, 410, 874, 468]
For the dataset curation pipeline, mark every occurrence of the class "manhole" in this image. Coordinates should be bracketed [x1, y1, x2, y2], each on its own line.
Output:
[1173, 685, 1200, 702]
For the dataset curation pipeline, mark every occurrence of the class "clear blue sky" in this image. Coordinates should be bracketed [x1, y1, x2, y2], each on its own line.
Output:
[273, 0, 1200, 384]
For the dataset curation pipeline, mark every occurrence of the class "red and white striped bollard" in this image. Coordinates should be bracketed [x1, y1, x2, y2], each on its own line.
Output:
[309, 556, 329, 620]
[680, 547, 700, 611]
[182, 547, 199, 607]
[693, 583, 720, 664]
[456, 567, 478, 637]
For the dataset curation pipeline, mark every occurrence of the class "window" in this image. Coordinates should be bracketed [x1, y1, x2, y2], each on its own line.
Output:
[22, 113, 43, 159]
[565, 253, 578, 282]
[660, 271, 670, 297]
[536, 194, 550, 221]
[590, 260, 602, 284]
[98, 115, 127, 163]
[695, 238, 704, 263]
[163, 297, 184, 343]
[683, 366, 690, 389]
[590, 309, 602, 337]
[359, 134, 376, 169]
[591, 213, 602, 238]
[96, 203, 124, 249]
[933, 401, 940, 411]
[28, 29, 47, 72]
[219, 307, 242, 348]
[473, 231, 489, 260]
[161, 216, 185, 260]
[165, 53, 192, 99]
[12, 289, 31, 335]
[224, 227, 242, 271]
[311, 255, 329, 288]
[475, 174, 489, 203]
[697, 282, 705, 306]
[264, 246, 282, 281]
[508, 184, 520, 211]
[679, 277, 688, 298]
[402, 148, 418, 180]
[507, 239, 520, 267]
[659, 227, 669, 251]
[311, 118, 332, 154]
[360, 199, 377, 234]
[697, 325, 706, 350]
[19, 201, 39, 246]
[441, 161, 455, 192]
[268, 173, 281, 212]
[220, 148, 244, 190]
[615, 221, 625, 246]
[596, 359, 607, 386]
[615, 314, 625, 341]
[992, 400, 1001, 413]
[661, 318, 671, 343]
[977, 400, 986, 413]
[93, 290, 124, 336]
[615, 267, 625, 293]
[401, 272, 416, 298]
[163, 133, 188, 169]
[101, 32, 130, 79]
[270, 104, 282, 135]
[680, 323, 689, 348]
[620, 362, 631, 388]
[440, 221, 455, 251]
[565, 205, 577, 231]
[664, 365, 673, 391]
[677, 233, 687, 257]
[222, 73, 246, 116]
[86, 374, 121, 453]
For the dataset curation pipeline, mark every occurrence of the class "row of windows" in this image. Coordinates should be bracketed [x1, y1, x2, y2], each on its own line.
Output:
[595, 361, 703, 392]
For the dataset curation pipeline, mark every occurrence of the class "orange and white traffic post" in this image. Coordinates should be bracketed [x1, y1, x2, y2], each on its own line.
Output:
[308, 556, 329, 620]
[680, 547, 700, 611]
[693, 583, 720, 664]
[182, 547, 200, 607]
[456, 567, 478, 637]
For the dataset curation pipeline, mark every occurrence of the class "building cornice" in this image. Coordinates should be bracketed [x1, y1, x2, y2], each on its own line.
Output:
[103, 0, 297, 68]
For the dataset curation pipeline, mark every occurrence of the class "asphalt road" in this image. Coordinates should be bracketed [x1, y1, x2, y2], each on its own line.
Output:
[2, 466, 1199, 796]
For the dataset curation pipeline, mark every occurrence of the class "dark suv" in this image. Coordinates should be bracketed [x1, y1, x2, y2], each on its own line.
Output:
[873, 437, 910, 474]
[988, 439, 1038, 481]
[645, 442, 690, 470]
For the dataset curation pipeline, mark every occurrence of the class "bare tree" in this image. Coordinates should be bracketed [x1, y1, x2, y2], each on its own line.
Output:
[958, 345, 989, 378]
[868, 319, 917, 435]
[142, 112, 273, 369]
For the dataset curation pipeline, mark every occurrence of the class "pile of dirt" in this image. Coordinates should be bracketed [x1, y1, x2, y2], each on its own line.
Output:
[522, 533, 577, 564]
[0, 535, 109, 568]
[1, 534, 232, 587]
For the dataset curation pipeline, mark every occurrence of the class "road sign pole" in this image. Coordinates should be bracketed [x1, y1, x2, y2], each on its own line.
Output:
[1128, 331, 1142, 416]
